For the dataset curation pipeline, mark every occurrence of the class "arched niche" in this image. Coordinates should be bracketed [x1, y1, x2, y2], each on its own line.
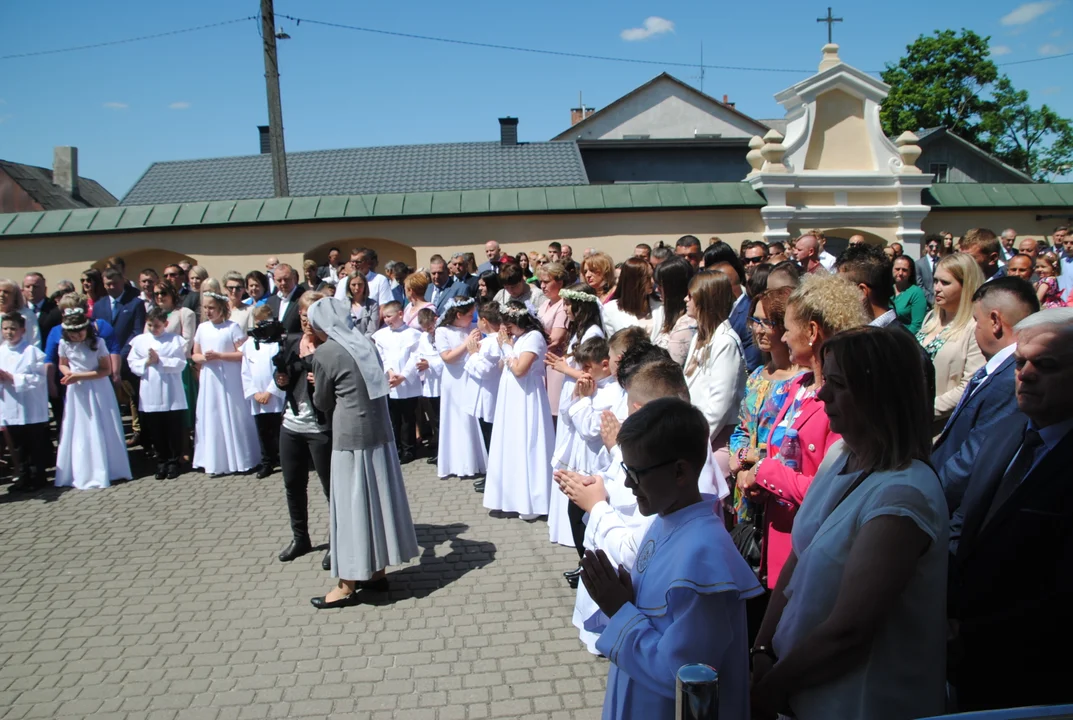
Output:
[304, 237, 416, 269]
[92, 248, 197, 275]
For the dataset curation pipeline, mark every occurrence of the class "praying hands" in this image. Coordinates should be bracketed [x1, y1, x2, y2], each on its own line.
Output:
[580, 549, 634, 619]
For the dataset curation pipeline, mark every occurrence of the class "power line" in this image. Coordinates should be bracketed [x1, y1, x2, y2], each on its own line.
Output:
[0, 17, 258, 61]
[999, 50, 1073, 66]
[275, 14, 817, 74]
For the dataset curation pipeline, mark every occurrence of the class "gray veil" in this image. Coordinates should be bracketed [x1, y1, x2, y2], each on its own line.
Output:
[307, 297, 390, 400]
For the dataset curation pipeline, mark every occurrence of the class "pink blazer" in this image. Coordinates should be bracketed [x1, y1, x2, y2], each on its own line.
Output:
[754, 373, 841, 588]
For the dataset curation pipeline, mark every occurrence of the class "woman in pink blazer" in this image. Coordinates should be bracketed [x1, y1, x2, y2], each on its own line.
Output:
[737, 274, 868, 588]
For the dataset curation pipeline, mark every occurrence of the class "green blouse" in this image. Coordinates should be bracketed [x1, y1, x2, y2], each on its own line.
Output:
[892, 284, 928, 334]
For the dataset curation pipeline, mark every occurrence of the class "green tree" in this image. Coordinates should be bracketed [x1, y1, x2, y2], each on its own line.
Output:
[880, 29, 998, 149]
[981, 77, 1073, 181]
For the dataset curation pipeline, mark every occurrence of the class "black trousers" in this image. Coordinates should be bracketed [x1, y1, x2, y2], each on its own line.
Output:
[388, 397, 418, 456]
[418, 396, 440, 451]
[568, 500, 587, 560]
[254, 412, 283, 467]
[478, 419, 493, 454]
[140, 411, 184, 465]
[8, 422, 52, 482]
[280, 426, 331, 542]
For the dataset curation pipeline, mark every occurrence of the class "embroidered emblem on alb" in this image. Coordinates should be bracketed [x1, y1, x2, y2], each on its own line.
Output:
[636, 539, 656, 573]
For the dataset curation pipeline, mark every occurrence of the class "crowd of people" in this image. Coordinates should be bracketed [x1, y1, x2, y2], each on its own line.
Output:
[1, 226, 1071, 719]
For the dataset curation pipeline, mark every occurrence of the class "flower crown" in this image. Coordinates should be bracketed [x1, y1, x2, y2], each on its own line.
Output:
[559, 288, 599, 304]
[203, 291, 228, 302]
[61, 307, 90, 330]
[502, 304, 535, 320]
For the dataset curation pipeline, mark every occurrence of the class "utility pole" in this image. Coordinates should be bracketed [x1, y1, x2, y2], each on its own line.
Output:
[261, 0, 289, 197]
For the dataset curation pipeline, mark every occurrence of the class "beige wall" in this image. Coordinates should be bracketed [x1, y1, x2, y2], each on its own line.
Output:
[0, 208, 766, 284]
[803, 89, 874, 171]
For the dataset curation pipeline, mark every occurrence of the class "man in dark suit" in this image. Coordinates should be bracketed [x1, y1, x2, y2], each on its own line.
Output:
[449, 253, 480, 297]
[163, 264, 200, 313]
[264, 264, 305, 335]
[948, 307, 1073, 711]
[708, 260, 762, 372]
[476, 240, 503, 276]
[22, 272, 62, 347]
[317, 247, 344, 284]
[425, 255, 469, 315]
[95, 268, 147, 446]
[916, 235, 941, 305]
[934, 278, 1039, 514]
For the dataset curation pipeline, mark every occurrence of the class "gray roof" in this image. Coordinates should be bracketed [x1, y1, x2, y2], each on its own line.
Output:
[121, 141, 589, 206]
[0, 160, 118, 210]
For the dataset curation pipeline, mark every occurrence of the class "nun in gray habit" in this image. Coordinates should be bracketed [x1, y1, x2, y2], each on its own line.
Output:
[307, 297, 419, 609]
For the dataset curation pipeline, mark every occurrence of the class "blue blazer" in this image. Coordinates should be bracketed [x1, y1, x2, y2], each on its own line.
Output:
[729, 293, 762, 372]
[91, 285, 146, 357]
[425, 280, 469, 315]
[933, 355, 1018, 514]
[947, 414, 1073, 710]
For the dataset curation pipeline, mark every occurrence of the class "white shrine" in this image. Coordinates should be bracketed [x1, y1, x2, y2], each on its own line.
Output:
[746, 44, 933, 253]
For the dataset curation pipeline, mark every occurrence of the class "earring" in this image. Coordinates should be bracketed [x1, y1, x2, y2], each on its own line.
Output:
[808, 341, 813, 347]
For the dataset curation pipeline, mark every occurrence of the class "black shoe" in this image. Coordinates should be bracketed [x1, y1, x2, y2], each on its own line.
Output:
[566, 574, 579, 590]
[155, 464, 167, 480]
[425, 457, 437, 465]
[279, 538, 312, 562]
[9, 478, 39, 493]
[472, 478, 485, 493]
[563, 566, 583, 588]
[322, 549, 332, 571]
[166, 462, 181, 480]
[310, 591, 361, 609]
[256, 464, 273, 479]
[356, 577, 389, 593]
[398, 453, 415, 465]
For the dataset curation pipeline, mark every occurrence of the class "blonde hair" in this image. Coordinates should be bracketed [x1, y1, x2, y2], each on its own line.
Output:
[189, 265, 209, 281]
[298, 290, 324, 311]
[581, 252, 615, 293]
[920, 253, 984, 338]
[404, 272, 430, 298]
[787, 274, 870, 339]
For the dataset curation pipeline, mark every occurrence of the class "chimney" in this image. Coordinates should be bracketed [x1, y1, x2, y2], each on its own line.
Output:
[570, 107, 596, 126]
[722, 94, 735, 108]
[53, 146, 79, 197]
[498, 117, 519, 146]
[258, 125, 271, 154]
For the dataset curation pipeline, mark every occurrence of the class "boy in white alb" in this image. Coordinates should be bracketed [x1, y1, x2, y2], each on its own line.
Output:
[580, 396, 763, 720]
[128, 307, 189, 479]
[242, 306, 286, 478]
[372, 301, 422, 463]
[463, 302, 503, 493]
[0, 312, 51, 492]
[414, 307, 442, 464]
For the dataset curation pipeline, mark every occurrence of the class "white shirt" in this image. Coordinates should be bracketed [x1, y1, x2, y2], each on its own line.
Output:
[0, 339, 49, 426]
[819, 249, 837, 271]
[366, 271, 394, 306]
[240, 340, 286, 415]
[981, 343, 1017, 385]
[127, 332, 188, 413]
[684, 320, 747, 436]
[276, 287, 298, 322]
[372, 325, 423, 399]
[463, 335, 503, 422]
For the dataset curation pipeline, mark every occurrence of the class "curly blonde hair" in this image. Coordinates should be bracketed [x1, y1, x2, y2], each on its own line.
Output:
[787, 274, 869, 338]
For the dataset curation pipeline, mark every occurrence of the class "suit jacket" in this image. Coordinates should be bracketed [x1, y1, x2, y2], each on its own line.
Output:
[180, 288, 201, 315]
[916, 254, 938, 305]
[455, 273, 480, 298]
[476, 260, 500, 277]
[933, 354, 1018, 514]
[92, 285, 146, 356]
[311, 338, 392, 451]
[729, 292, 762, 372]
[948, 415, 1073, 710]
[425, 280, 469, 316]
[32, 297, 62, 347]
[264, 286, 306, 335]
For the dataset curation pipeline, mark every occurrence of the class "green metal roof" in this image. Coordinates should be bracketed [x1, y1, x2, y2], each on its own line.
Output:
[0, 182, 765, 239]
[924, 183, 1073, 208]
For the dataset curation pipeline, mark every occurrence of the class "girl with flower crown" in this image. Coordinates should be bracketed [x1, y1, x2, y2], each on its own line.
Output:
[483, 301, 555, 520]
[192, 290, 260, 476]
[54, 307, 131, 489]
[434, 296, 487, 479]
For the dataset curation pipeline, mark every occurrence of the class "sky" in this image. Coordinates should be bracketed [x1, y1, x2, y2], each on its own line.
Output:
[2, 0, 1070, 199]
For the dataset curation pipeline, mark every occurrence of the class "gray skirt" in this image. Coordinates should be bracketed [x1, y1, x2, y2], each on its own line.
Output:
[329, 442, 420, 581]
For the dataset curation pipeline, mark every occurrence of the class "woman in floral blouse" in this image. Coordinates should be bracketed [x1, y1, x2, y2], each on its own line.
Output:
[728, 287, 802, 521]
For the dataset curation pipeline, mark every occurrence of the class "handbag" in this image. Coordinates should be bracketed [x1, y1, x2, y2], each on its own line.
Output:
[731, 503, 765, 580]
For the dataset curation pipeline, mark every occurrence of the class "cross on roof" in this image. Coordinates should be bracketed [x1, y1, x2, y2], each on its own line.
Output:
[817, 7, 843, 44]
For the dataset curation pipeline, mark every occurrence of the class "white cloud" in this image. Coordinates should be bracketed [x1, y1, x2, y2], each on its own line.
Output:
[169, 101, 191, 110]
[1001, 1, 1060, 25]
[1039, 42, 1067, 54]
[103, 101, 128, 110]
[991, 44, 1013, 55]
[620, 17, 674, 41]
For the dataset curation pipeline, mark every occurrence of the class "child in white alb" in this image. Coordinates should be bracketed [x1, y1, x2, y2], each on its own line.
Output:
[0, 311, 51, 492]
[414, 307, 443, 464]
[242, 305, 286, 478]
[435, 297, 486, 479]
[372, 301, 423, 463]
[128, 307, 189, 479]
[463, 302, 503, 493]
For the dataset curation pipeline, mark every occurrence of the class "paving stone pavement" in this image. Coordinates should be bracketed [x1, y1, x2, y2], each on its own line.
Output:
[0, 456, 607, 720]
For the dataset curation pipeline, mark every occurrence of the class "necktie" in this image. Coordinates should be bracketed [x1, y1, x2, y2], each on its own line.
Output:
[953, 367, 988, 416]
[113, 297, 120, 314]
[982, 429, 1044, 528]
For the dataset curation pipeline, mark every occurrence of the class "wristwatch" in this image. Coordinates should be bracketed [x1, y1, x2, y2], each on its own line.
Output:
[750, 645, 777, 664]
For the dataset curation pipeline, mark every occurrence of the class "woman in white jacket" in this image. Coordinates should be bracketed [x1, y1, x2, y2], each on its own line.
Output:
[683, 271, 746, 449]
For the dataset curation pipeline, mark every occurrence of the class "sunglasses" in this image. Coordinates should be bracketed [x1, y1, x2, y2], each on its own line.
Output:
[743, 256, 765, 265]
[153, 291, 169, 297]
[226, 285, 244, 292]
[749, 316, 777, 329]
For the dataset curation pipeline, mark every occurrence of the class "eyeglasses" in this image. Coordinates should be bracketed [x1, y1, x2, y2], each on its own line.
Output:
[749, 316, 777, 329]
[225, 285, 244, 292]
[620, 458, 676, 485]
